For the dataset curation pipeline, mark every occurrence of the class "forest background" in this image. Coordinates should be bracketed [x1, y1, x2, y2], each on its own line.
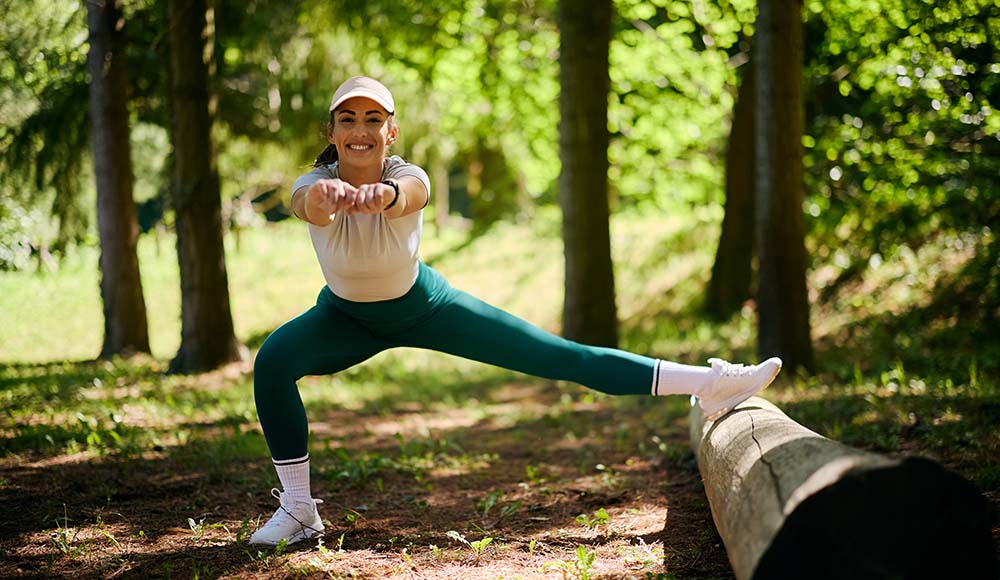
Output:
[0, 0, 998, 578]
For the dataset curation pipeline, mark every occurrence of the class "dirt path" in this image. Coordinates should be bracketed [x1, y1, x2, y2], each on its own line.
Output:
[0, 378, 734, 579]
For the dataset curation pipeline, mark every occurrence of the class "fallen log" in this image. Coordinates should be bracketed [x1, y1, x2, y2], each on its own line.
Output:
[689, 396, 997, 580]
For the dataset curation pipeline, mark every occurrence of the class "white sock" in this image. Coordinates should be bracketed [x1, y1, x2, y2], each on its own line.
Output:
[651, 359, 714, 396]
[273, 455, 311, 499]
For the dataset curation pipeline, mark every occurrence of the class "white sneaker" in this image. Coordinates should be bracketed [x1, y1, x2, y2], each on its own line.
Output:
[695, 357, 783, 421]
[248, 488, 324, 546]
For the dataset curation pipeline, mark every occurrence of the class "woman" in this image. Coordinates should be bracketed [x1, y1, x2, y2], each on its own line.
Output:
[249, 76, 781, 546]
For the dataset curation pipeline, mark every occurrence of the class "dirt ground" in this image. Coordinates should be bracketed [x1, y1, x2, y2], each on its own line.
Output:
[0, 377, 735, 579]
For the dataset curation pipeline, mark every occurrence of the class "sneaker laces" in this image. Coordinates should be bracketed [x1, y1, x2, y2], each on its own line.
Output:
[260, 488, 324, 537]
[709, 358, 753, 377]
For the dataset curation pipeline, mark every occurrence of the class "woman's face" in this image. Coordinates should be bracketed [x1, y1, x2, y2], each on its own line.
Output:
[329, 96, 397, 166]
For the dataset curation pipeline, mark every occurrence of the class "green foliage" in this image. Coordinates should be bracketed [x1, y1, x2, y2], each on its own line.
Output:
[803, 0, 999, 281]
[319, 447, 391, 489]
[610, 0, 756, 206]
[2, 0, 997, 300]
[0, 0, 90, 261]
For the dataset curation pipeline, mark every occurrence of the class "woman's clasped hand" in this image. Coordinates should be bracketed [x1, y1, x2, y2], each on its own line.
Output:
[304, 178, 395, 219]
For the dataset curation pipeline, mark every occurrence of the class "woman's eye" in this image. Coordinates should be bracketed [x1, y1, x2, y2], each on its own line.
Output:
[367, 118, 382, 124]
[339, 118, 353, 124]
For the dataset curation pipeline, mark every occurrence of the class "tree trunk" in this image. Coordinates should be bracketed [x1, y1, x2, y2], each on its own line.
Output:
[707, 61, 756, 320]
[166, 0, 244, 373]
[689, 398, 997, 580]
[557, 0, 618, 347]
[86, 0, 151, 359]
[754, 0, 814, 371]
[430, 147, 451, 229]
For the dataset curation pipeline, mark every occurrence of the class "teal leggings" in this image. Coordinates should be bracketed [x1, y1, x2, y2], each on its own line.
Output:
[253, 262, 657, 460]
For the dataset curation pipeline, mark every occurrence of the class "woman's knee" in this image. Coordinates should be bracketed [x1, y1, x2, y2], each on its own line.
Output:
[253, 336, 299, 391]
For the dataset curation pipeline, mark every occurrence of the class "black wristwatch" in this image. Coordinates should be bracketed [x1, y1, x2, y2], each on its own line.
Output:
[381, 179, 400, 210]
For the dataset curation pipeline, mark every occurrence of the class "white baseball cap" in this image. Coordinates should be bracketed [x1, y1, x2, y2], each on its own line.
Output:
[329, 76, 395, 114]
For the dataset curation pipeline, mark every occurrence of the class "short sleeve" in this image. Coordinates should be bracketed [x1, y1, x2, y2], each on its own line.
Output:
[292, 165, 335, 197]
[383, 156, 431, 207]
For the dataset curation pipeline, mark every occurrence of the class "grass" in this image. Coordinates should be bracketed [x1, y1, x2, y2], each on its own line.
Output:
[0, 207, 997, 578]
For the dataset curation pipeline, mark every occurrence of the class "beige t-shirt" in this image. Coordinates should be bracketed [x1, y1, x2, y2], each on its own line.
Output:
[291, 156, 431, 302]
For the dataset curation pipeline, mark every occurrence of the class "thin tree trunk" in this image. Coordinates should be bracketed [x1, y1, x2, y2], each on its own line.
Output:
[166, 0, 243, 373]
[557, 0, 618, 347]
[755, 0, 814, 371]
[430, 148, 450, 229]
[86, 0, 151, 359]
[707, 60, 756, 319]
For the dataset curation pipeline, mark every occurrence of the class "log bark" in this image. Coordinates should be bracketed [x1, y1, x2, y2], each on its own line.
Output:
[689, 397, 997, 580]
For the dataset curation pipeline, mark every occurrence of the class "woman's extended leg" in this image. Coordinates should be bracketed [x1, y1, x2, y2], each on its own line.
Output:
[399, 285, 658, 395]
[400, 280, 780, 408]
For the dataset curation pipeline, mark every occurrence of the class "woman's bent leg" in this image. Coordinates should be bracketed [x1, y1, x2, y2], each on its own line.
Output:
[402, 287, 655, 395]
[253, 296, 387, 460]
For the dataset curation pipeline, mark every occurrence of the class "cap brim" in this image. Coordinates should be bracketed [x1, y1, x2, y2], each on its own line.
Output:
[330, 89, 394, 114]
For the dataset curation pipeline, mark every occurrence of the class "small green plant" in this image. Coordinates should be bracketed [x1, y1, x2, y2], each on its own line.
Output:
[446, 530, 493, 561]
[529, 539, 537, 555]
[99, 529, 121, 549]
[273, 538, 289, 557]
[621, 538, 664, 572]
[317, 532, 346, 554]
[543, 545, 597, 580]
[187, 517, 229, 542]
[188, 518, 206, 541]
[246, 537, 290, 566]
[525, 464, 548, 484]
[49, 513, 82, 557]
[234, 517, 252, 545]
[476, 489, 522, 528]
[322, 447, 390, 489]
[404, 495, 429, 514]
[575, 508, 610, 529]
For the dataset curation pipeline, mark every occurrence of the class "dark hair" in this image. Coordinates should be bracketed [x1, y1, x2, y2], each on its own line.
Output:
[313, 111, 339, 167]
[312, 110, 398, 168]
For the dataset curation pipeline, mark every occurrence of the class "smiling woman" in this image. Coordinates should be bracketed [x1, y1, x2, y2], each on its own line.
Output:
[247, 76, 783, 547]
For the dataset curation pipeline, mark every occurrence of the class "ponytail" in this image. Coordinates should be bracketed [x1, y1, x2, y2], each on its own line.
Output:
[313, 143, 338, 167]
[313, 111, 338, 167]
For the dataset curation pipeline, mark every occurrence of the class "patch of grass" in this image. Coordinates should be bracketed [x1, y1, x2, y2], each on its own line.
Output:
[317, 447, 391, 490]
